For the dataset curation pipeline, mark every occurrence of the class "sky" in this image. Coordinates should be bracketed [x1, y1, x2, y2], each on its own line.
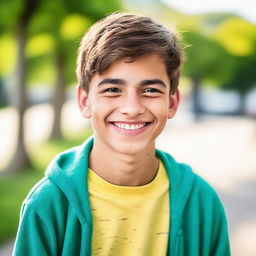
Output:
[163, 0, 256, 23]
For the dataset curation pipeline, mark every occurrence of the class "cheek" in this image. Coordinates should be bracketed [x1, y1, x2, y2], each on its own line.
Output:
[90, 99, 117, 121]
[149, 101, 169, 117]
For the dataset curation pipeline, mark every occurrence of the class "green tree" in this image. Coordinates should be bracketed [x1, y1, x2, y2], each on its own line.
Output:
[182, 30, 230, 120]
[221, 54, 256, 114]
[0, 0, 41, 173]
[214, 18, 256, 114]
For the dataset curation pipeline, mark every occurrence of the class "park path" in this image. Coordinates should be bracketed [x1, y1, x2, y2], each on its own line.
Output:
[0, 101, 256, 255]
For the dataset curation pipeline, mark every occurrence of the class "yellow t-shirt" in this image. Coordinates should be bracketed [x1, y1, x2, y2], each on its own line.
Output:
[88, 160, 170, 256]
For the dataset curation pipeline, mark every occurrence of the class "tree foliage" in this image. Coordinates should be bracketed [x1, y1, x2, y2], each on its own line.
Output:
[214, 18, 256, 96]
[215, 18, 256, 57]
[182, 30, 231, 84]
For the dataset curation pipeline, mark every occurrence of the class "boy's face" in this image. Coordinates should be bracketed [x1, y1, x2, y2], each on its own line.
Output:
[78, 54, 180, 155]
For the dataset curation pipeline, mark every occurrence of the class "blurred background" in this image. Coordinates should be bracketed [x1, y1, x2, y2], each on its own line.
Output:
[0, 0, 255, 255]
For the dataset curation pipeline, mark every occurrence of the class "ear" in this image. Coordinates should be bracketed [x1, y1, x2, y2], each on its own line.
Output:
[168, 88, 180, 119]
[77, 86, 91, 119]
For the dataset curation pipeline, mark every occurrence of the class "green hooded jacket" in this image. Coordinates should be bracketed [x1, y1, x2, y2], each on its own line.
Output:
[13, 136, 230, 256]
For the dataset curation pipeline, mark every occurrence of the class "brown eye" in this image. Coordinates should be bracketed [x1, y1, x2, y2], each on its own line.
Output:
[144, 88, 162, 93]
[103, 87, 121, 93]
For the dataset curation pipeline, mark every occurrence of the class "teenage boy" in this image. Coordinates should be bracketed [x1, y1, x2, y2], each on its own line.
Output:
[13, 12, 230, 255]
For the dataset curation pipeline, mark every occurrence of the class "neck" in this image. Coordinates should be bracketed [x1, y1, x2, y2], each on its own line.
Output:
[89, 139, 159, 186]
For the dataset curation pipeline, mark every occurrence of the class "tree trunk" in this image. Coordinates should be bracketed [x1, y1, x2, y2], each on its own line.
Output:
[0, 79, 7, 107]
[50, 49, 66, 139]
[237, 93, 247, 116]
[2, 0, 40, 174]
[191, 77, 203, 122]
[3, 27, 31, 173]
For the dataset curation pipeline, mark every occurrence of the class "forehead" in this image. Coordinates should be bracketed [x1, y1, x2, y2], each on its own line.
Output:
[90, 54, 169, 88]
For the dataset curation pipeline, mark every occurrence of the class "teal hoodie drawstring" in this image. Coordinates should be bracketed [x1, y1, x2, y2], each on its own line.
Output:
[175, 229, 184, 256]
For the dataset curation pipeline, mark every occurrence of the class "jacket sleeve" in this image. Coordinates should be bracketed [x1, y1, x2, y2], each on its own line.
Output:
[12, 203, 57, 256]
[210, 197, 231, 256]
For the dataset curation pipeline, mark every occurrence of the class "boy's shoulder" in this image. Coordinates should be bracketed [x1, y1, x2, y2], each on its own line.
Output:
[192, 172, 224, 211]
[157, 149, 223, 210]
[23, 176, 67, 214]
[21, 139, 93, 221]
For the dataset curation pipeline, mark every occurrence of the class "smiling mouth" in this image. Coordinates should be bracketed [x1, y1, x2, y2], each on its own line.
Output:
[111, 122, 151, 130]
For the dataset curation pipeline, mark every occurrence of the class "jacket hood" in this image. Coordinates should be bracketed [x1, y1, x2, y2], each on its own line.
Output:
[45, 136, 94, 225]
[45, 136, 195, 230]
[156, 149, 195, 218]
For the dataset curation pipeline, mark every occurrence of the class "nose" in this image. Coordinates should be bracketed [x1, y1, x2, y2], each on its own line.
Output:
[119, 92, 145, 117]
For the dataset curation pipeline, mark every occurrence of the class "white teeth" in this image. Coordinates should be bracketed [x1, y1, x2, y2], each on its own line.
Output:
[131, 124, 136, 130]
[113, 122, 146, 130]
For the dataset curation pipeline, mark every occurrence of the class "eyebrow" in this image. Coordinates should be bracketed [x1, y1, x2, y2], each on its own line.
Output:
[97, 78, 166, 88]
[98, 78, 125, 87]
[140, 79, 166, 87]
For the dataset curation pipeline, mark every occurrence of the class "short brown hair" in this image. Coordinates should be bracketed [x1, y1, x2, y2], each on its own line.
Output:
[76, 12, 183, 95]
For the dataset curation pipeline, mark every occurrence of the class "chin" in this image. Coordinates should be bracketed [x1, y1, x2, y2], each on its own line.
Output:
[110, 140, 155, 156]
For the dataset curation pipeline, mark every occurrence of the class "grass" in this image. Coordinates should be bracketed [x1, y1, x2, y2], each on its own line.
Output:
[0, 129, 92, 245]
[0, 169, 43, 243]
